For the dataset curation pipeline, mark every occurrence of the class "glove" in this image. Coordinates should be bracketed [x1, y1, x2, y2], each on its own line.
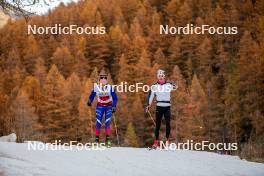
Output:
[87, 101, 92, 106]
[168, 81, 178, 90]
[112, 107, 116, 113]
[145, 105, 150, 113]
[173, 83, 178, 90]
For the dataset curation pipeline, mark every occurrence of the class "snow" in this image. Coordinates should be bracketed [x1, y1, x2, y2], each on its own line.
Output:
[0, 142, 263, 176]
[0, 133, 16, 142]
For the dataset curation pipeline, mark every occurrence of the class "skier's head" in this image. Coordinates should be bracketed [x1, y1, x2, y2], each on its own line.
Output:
[157, 69, 166, 83]
[99, 69, 108, 85]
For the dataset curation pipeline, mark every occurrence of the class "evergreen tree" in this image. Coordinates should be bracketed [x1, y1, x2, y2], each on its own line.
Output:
[23, 35, 41, 74]
[154, 48, 167, 68]
[130, 94, 144, 143]
[21, 76, 41, 111]
[119, 0, 140, 24]
[2, 66, 25, 96]
[170, 65, 189, 142]
[117, 54, 130, 83]
[174, 1, 193, 25]
[214, 4, 226, 26]
[78, 93, 93, 142]
[109, 25, 123, 57]
[73, 50, 89, 78]
[3, 46, 21, 71]
[204, 78, 223, 142]
[189, 74, 208, 142]
[147, 11, 167, 53]
[223, 75, 241, 144]
[135, 49, 152, 85]
[34, 57, 47, 86]
[80, 0, 98, 25]
[90, 67, 99, 83]
[52, 46, 74, 78]
[85, 35, 110, 71]
[166, 0, 182, 20]
[195, 37, 213, 84]
[193, 0, 212, 19]
[0, 84, 10, 135]
[64, 72, 82, 117]
[78, 78, 94, 142]
[129, 17, 143, 39]
[9, 90, 40, 142]
[39, 65, 73, 142]
[168, 37, 181, 68]
[38, 36, 57, 67]
[124, 122, 139, 147]
[236, 31, 262, 143]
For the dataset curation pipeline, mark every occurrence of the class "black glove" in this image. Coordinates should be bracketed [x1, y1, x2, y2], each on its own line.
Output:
[87, 101, 92, 106]
[112, 107, 116, 113]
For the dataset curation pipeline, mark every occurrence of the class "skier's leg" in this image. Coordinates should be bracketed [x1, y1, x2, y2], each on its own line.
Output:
[104, 106, 112, 146]
[164, 106, 171, 139]
[95, 105, 104, 141]
[105, 106, 112, 136]
[155, 106, 162, 140]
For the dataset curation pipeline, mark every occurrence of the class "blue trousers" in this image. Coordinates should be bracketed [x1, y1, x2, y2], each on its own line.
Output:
[95, 105, 112, 136]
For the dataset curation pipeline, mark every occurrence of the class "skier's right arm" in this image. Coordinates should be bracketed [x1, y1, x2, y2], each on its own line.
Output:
[146, 85, 155, 112]
[87, 89, 96, 106]
[147, 90, 155, 106]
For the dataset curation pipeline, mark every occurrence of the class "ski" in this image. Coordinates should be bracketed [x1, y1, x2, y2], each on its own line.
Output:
[147, 146, 159, 150]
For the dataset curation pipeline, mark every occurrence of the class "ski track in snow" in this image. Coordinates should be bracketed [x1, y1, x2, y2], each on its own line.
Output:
[0, 142, 264, 176]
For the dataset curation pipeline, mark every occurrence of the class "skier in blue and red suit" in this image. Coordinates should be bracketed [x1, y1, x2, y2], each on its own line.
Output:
[87, 69, 118, 146]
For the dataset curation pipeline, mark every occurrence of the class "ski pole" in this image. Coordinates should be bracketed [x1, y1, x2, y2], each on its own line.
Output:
[147, 111, 156, 126]
[112, 114, 120, 146]
[87, 105, 94, 141]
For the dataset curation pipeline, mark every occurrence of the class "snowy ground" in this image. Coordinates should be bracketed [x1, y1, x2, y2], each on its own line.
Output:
[0, 142, 263, 176]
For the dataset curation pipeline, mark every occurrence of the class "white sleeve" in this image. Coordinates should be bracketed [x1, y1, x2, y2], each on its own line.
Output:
[147, 85, 155, 105]
[168, 82, 178, 91]
[94, 83, 99, 93]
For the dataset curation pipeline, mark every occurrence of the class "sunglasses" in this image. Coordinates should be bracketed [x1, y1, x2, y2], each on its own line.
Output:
[100, 76, 107, 80]
[158, 75, 165, 78]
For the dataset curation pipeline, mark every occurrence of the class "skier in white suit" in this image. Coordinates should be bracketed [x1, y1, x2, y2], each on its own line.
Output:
[146, 69, 178, 148]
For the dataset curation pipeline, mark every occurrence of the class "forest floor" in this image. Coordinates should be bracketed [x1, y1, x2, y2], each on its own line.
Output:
[0, 142, 264, 176]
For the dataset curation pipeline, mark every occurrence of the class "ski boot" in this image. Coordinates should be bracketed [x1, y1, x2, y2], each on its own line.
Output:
[165, 139, 170, 146]
[91, 136, 100, 149]
[105, 136, 111, 148]
[95, 136, 99, 143]
[152, 140, 159, 149]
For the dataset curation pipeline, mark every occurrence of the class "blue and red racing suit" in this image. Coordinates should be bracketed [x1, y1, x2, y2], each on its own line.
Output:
[88, 84, 118, 136]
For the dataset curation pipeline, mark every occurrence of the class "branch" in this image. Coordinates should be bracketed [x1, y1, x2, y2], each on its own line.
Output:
[0, 0, 51, 19]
